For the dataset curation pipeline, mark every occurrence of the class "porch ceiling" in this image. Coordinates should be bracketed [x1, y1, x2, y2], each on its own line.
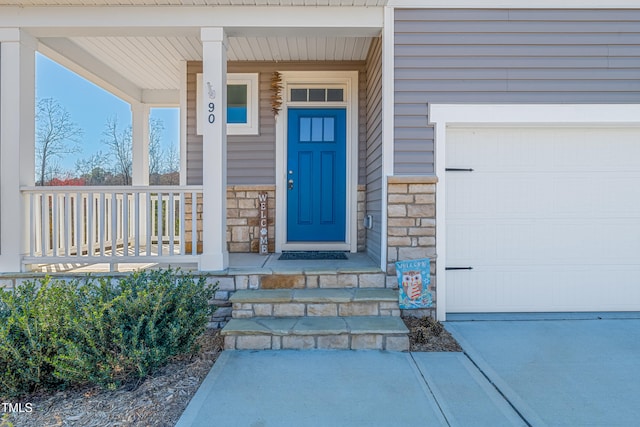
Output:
[6, 4, 382, 105]
[38, 34, 374, 105]
[4, 0, 386, 5]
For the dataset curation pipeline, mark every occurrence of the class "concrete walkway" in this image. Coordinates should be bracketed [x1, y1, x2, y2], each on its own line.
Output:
[176, 350, 523, 427]
[177, 314, 640, 427]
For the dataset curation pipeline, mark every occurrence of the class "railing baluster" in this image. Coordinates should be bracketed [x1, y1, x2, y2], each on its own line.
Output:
[134, 192, 140, 256]
[150, 195, 156, 245]
[94, 196, 100, 251]
[146, 193, 152, 256]
[123, 192, 129, 256]
[64, 193, 71, 257]
[117, 194, 123, 246]
[99, 193, 105, 257]
[41, 193, 48, 256]
[179, 192, 185, 255]
[168, 192, 175, 255]
[157, 192, 163, 256]
[75, 192, 82, 257]
[87, 192, 94, 257]
[29, 194, 35, 257]
[111, 192, 117, 258]
[52, 194, 58, 257]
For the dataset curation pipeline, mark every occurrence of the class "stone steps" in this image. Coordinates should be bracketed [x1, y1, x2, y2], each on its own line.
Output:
[222, 316, 409, 351]
[230, 288, 401, 318]
[222, 286, 409, 351]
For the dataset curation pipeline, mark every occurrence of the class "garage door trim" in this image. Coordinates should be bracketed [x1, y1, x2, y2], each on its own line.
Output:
[429, 104, 640, 321]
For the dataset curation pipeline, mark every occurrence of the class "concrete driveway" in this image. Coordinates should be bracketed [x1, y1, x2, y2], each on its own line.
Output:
[176, 313, 640, 427]
[446, 313, 640, 427]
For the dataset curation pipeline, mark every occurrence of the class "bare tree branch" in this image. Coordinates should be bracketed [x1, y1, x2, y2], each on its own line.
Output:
[35, 98, 83, 185]
[102, 116, 132, 185]
[75, 151, 110, 185]
[149, 117, 164, 184]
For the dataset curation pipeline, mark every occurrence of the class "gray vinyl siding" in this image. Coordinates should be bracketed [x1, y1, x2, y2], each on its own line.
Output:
[394, 8, 640, 175]
[365, 37, 383, 266]
[186, 61, 367, 186]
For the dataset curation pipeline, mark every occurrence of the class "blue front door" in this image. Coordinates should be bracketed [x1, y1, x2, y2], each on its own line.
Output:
[287, 108, 347, 242]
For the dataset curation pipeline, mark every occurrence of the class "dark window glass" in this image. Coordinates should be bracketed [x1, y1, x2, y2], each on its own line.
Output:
[308, 89, 326, 102]
[291, 89, 307, 102]
[227, 84, 247, 124]
[327, 89, 344, 102]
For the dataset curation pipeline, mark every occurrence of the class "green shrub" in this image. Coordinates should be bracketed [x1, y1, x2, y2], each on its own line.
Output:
[52, 269, 216, 389]
[0, 269, 216, 399]
[0, 278, 78, 397]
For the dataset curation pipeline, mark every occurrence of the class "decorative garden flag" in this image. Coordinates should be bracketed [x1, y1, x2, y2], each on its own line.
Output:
[395, 258, 432, 309]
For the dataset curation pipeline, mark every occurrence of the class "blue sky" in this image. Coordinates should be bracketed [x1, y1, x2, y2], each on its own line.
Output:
[35, 53, 179, 173]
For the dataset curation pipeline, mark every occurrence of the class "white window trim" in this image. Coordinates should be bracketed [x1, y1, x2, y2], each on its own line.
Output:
[275, 71, 359, 253]
[429, 103, 640, 322]
[196, 72, 259, 136]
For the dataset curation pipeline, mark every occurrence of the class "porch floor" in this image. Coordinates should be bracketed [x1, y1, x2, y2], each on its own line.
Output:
[29, 252, 380, 274]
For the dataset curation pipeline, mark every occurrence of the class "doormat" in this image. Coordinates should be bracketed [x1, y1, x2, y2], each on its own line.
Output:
[278, 251, 348, 261]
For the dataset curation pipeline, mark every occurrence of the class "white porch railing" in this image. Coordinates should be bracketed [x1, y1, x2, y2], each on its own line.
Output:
[21, 186, 203, 265]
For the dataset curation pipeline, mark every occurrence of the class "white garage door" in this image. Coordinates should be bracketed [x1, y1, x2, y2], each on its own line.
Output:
[446, 126, 640, 313]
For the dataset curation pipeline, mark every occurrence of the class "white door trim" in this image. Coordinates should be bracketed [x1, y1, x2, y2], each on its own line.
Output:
[429, 103, 640, 321]
[275, 70, 359, 253]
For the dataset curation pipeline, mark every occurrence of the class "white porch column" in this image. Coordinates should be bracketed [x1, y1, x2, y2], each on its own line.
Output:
[131, 102, 150, 186]
[131, 102, 149, 252]
[199, 27, 228, 270]
[0, 29, 36, 272]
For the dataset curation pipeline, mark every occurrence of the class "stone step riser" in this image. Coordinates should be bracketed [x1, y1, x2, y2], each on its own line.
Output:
[232, 301, 401, 319]
[259, 273, 388, 290]
[224, 333, 409, 351]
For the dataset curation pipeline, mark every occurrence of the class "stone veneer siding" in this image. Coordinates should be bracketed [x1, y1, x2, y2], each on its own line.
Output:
[227, 185, 276, 253]
[386, 175, 438, 318]
[185, 185, 366, 254]
[183, 185, 276, 254]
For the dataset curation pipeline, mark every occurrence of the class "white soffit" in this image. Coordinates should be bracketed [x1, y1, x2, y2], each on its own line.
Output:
[2, 0, 386, 5]
[56, 36, 371, 91]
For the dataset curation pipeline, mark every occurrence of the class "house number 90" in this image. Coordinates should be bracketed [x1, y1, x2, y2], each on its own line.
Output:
[208, 102, 215, 124]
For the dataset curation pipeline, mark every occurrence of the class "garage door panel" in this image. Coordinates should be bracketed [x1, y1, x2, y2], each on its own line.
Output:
[447, 174, 546, 218]
[600, 175, 640, 216]
[448, 266, 640, 313]
[450, 127, 640, 172]
[551, 129, 640, 171]
[446, 126, 640, 313]
[449, 218, 640, 266]
[447, 268, 549, 313]
[450, 173, 640, 219]
[447, 220, 552, 264]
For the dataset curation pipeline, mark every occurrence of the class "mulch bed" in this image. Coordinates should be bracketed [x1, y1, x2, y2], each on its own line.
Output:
[2, 329, 224, 427]
[3, 318, 461, 426]
[403, 316, 462, 352]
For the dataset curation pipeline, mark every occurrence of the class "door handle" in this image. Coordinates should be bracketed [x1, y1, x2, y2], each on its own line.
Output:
[288, 179, 294, 190]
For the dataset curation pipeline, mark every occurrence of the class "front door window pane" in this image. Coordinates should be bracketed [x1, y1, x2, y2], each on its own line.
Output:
[299, 117, 311, 142]
[311, 117, 324, 141]
[323, 117, 335, 142]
